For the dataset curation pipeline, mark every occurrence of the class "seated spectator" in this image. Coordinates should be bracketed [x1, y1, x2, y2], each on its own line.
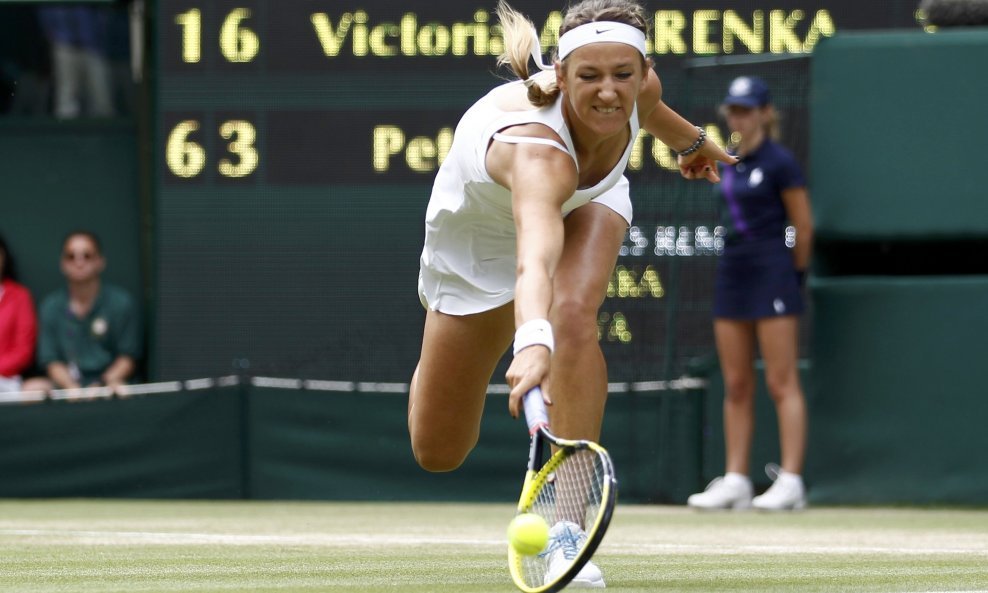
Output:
[0, 234, 38, 392]
[26, 231, 141, 393]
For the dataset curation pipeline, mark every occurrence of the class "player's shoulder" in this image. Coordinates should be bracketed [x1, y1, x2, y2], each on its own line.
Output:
[492, 101, 568, 152]
[489, 77, 546, 113]
[496, 122, 564, 144]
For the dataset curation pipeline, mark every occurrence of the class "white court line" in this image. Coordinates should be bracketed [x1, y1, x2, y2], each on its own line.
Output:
[602, 541, 988, 557]
[2, 529, 987, 557]
[0, 529, 498, 547]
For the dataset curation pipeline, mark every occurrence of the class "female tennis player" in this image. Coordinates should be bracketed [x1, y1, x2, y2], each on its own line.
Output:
[409, 1, 734, 584]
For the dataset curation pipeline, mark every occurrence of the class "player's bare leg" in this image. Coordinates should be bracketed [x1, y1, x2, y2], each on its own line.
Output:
[542, 202, 623, 545]
[545, 201, 621, 587]
[544, 203, 626, 442]
[409, 303, 514, 472]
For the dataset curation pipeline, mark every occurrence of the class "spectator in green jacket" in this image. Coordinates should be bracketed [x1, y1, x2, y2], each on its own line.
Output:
[25, 231, 140, 393]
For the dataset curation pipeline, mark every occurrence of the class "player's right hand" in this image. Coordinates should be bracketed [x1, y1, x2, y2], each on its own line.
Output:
[506, 346, 552, 419]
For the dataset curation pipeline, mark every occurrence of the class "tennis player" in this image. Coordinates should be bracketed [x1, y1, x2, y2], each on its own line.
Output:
[409, 0, 734, 585]
[687, 76, 813, 512]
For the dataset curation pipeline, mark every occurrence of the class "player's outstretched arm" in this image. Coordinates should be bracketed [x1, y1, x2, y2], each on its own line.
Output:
[637, 69, 737, 183]
[487, 134, 577, 418]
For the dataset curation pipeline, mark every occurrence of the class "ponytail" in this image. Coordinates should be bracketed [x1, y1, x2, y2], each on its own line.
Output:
[495, 1, 560, 107]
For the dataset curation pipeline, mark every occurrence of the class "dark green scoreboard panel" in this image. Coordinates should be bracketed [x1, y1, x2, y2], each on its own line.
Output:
[153, 0, 920, 382]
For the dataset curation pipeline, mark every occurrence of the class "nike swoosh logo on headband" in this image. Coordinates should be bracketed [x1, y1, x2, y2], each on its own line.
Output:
[595, 28, 613, 34]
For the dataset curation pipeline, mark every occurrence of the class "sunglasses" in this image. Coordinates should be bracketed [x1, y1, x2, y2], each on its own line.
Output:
[63, 251, 97, 262]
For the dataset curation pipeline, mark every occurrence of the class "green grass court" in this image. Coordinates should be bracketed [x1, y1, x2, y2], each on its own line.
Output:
[1, 500, 986, 592]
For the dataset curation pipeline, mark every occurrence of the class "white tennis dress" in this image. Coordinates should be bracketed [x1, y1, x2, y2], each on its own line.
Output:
[418, 79, 638, 315]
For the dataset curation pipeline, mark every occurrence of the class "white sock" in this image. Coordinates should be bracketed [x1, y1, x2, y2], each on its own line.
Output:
[777, 471, 804, 488]
[723, 472, 752, 487]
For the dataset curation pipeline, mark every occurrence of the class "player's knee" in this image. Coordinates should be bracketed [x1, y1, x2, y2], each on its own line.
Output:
[409, 430, 472, 472]
[408, 400, 479, 472]
[550, 298, 599, 344]
[412, 443, 468, 473]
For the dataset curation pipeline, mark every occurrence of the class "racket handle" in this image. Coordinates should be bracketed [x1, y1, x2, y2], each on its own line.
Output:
[523, 387, 549, 434]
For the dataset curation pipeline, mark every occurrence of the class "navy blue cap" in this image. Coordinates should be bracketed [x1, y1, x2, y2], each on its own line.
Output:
[722, 76, 771, 108]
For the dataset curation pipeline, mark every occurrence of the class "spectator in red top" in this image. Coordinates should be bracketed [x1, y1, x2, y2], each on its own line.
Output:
[0, 234, 38, 392]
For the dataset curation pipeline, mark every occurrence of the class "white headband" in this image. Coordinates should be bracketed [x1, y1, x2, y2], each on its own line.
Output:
[529, 21, 648, 72]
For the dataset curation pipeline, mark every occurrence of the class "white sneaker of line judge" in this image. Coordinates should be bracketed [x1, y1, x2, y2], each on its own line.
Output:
[686, 472, 754, 510]
[752, 464, 807, 511]
[543, 520, 605, 588]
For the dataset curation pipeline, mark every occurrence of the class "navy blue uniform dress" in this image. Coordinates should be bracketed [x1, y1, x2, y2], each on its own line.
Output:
[714, 139, 806, 319]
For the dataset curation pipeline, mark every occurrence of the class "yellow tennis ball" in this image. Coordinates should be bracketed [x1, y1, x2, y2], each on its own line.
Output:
[507, 513, 549, 556]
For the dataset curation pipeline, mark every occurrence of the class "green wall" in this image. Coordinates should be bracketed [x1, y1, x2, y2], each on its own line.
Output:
[3, 364, 986, 504]
[0, 385, 702, 503]
[808, 277, 988, 504]
[811, 30, 988, 241]
[0, 386, 243, 498]
[806, 30, 988, 505]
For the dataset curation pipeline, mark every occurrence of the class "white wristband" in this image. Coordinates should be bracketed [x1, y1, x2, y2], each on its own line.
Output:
[513, 319, 554, 355]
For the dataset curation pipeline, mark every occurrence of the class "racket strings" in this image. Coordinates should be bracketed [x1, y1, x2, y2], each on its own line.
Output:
[518, 449, 606, 588]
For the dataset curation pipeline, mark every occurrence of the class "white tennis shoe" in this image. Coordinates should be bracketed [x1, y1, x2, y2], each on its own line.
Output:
[687, 473, 753, 510]
[752, 464, 807, 511]
[543, 521, 605, 588]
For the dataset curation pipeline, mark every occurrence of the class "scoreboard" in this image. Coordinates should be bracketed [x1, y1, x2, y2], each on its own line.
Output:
[153, 0, 922, 382]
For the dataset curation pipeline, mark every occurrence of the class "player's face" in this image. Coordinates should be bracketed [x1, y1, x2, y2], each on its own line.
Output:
[61, 236, 105, 282]
[557, 43, 646, 139]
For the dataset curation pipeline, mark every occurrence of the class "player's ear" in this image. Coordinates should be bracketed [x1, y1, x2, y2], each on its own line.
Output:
[554, 61, 566, 93]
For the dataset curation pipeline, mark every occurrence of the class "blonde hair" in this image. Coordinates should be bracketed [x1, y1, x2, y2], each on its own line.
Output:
[496, 0, 649, 107]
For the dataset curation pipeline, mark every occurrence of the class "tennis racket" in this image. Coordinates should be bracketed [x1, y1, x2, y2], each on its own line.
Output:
[508, 387, 618, 593]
